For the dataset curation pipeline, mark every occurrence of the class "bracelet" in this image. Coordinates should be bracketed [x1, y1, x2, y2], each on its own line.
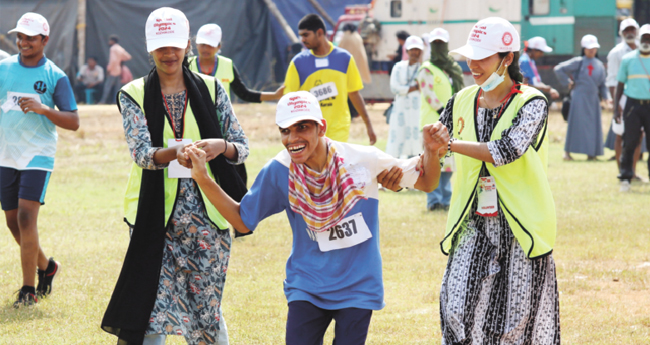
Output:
[222, 142, 228, 156]
[448, 138, 457, 153]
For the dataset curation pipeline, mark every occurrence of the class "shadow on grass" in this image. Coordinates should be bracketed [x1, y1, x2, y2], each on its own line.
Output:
[0, 303, 54, 323]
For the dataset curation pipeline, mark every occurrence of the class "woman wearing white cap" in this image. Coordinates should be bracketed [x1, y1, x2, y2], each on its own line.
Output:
[101, 7, 248, 345]
[435, 17, 560, 344]
[554, 34, 610, 161]
[188, 23, 284, 102]
[386, 35, 424, 159]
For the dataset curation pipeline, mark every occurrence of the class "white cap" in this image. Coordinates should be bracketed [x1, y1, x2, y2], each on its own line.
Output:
[619, 18, 639, 33]
[8, 12, 49, 37]
[145, 7, 190, 53]
[429, 28, 450, 43]
[276, 91, 324, 129]
[451, 17, 520, 60]
[639, 24, 650, 38]
[581, 34, 600, 49]
[404, 35, 424, 51]
[527, 36, 553, 53]
[196, 24, 222, 47]
[612, 119, 624, 135]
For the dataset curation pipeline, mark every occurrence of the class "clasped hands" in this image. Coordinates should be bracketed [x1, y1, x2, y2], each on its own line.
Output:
[175, 139, 227, 170]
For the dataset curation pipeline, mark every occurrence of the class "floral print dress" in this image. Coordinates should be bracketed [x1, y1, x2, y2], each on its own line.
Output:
[119, 82, 248, 345]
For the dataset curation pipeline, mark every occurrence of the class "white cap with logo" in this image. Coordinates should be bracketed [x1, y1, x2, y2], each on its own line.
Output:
[620, 18, 640, 33]
[429, 28, 450, 43]
[581, 34, 600, 49]
[639, 24, 650, 38]
[451, 17, 520, 60]
[527, 36, 553, 53]
[8, 12, 50, 37]
[276, 91, 324, 129]
[145, 7, 190, 53]
[196, 24, 222, 48]
[404, 35, 424, 51]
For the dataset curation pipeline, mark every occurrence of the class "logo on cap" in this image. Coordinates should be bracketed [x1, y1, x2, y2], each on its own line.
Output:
[502, 32, 513, 46]
[43, 23, 48, 32]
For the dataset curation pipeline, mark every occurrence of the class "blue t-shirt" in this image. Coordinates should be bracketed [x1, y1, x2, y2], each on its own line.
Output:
[519, 52, 542, 86]
[0, 55, 76, 171]
[239, 141, 419, 310]
[618, 50, 650, 100]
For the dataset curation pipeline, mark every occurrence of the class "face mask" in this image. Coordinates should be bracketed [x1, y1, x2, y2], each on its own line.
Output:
[479, 58, 507, 92]
[625, 34, 637, 44]
[640, 43, 650, 53]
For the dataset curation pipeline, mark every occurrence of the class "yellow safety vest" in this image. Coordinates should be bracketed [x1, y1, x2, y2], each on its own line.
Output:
[121, 75, 229, 230]
[188, 55, 234, 96]
[418, 62, 453, 130]
[443, 84, 556, 259]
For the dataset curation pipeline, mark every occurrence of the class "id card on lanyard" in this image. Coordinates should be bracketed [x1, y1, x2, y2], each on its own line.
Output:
[164, 92, 192, 178]
[476, 176, 498, 217]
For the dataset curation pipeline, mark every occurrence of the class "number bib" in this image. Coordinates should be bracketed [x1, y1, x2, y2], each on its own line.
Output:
[1, 92, 42, 113]
[310, 82, 339, 101]
[315, 213, 372, 252]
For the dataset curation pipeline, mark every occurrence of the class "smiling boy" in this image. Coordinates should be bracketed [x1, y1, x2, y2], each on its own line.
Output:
[0, 12, 79, 308]
[186, 91, 447, 344]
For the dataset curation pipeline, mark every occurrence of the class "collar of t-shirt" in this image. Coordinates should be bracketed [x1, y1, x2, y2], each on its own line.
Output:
[310, 41, 334, 58]
[18, 54, 47, 68]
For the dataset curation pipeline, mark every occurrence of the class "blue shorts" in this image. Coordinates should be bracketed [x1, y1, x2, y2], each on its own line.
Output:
[0, 167, 51, 211]
[286, 301, 372, 345]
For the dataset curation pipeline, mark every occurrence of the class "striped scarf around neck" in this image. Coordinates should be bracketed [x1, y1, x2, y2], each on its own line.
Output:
[288, 139, 366, 233]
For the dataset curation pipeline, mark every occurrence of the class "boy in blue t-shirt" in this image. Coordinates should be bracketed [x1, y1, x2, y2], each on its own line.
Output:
[185, 91, 447, 344]
[0, 12, 79, 308]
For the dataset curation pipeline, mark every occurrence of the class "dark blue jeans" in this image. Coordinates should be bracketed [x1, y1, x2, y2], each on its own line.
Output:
[619, 98, 650, 181]
[286, 301, 373, 345]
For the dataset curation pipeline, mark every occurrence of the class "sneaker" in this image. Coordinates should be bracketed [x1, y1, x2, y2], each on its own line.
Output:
[37, 258, 60, 297]
[428, 203, 442, 211]
[13, 288, 38, 309]
[620, 180, 631, 192]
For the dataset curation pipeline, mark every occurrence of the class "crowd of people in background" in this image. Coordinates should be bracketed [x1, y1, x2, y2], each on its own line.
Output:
[0, 5, 648, 345]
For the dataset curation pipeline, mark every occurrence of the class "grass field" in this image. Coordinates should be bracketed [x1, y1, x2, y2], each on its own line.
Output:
[0, 102, 648, 344]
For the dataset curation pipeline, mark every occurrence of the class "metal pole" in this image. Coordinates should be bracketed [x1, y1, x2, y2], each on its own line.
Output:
[306, 0, 336, 27]
[77, 0, 86, 68]
[261, 0, 299, 44]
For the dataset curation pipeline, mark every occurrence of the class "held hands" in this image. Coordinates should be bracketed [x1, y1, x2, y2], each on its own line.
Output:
[550, 88, 560, 100]
[422, 122, 449, 155]
[18, 97, 48, 115]
[177, 139, 228, 169]
[186, 145, 210, 183]
[377, 166, 404, 192]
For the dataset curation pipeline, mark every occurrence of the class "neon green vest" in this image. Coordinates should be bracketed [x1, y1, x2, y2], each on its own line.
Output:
[442, 84, 556, 259]
[418, 62, 453, 130]
[188, 55, 234, 96]
[121, 75, 229, 230]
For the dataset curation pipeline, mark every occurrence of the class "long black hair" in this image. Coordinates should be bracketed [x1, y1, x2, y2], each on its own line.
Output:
[498, 51, 524, 83]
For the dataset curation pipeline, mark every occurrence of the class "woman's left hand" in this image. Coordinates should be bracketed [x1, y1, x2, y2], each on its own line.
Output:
[193, 139, 227, 161]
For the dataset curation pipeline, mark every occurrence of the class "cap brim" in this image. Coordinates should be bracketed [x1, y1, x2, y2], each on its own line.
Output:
[8, 27, 45, 37]
[428, 35, 449, 43]
[450, 44, 496, 60]
[147, 37, 188, 53]
[276, 115, 323, 129]
[584, 44, 600, 49]
[195, 37, 219, 47]
[405, 44, 424, 51]
[540, 46, 553, 53]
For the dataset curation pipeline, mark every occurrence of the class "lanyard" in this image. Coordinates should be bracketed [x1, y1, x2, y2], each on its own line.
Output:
[162, 91, 188, 140]
[476, 83, 523, 119]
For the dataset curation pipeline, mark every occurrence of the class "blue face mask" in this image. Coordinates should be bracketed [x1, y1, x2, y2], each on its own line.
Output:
[479, 58, 507, 92]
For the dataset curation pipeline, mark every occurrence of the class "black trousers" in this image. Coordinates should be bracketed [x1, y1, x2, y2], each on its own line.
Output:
[619, 97, 650, 181]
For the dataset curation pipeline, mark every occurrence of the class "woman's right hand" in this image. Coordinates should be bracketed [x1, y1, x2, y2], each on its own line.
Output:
[176, 144, 192, 169]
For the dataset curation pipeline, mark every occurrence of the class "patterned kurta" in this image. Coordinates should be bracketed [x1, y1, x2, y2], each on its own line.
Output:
[119, 82, 248, 344]
[438, 95, 561, 345]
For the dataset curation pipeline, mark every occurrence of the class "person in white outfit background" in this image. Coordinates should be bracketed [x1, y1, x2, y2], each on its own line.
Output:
[386, 35, 424, 159]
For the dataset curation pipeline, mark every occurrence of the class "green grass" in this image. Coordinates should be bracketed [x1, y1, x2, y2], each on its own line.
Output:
[0, 104, 648, 344]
